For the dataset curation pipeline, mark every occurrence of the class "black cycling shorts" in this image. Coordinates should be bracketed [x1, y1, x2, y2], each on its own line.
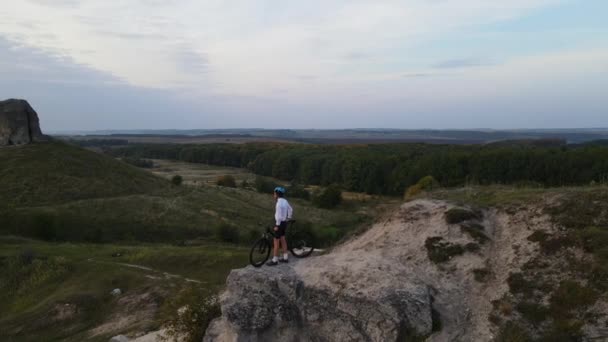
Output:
[273, 221, 288, 239]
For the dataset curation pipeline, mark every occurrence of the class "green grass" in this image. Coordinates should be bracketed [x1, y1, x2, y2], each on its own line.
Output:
[0, 237, 249, 342]
[0, 142, 168, 207]
[0, 143, 370, 244]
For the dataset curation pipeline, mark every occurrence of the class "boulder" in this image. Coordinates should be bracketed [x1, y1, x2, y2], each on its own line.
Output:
[0, 99, 47, 146]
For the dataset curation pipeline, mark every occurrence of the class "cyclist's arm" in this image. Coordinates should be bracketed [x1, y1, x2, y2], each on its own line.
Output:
[287, 202, 293, 220]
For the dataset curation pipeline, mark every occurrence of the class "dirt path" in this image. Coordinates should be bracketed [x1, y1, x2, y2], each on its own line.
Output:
[87, 258, 204, 284]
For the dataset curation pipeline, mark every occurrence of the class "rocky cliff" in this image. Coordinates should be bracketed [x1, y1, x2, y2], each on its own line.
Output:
[0, 99, 47, 146]
[204, 198, 608, 342]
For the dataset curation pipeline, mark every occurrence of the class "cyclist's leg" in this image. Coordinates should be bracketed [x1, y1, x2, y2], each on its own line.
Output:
[280, 236, 288, 258]
[273, 237, 280, 258]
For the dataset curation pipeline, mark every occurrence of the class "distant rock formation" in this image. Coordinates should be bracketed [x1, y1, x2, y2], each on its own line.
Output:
[0, 99, 47, 146]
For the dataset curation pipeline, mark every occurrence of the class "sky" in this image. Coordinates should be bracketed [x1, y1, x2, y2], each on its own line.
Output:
[0, 0, 607, 131]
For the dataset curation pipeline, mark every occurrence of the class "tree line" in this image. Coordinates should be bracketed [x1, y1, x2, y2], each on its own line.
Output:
[111, 142, 608, 195]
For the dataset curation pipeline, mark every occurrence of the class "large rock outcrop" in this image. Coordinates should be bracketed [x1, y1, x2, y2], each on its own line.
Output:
[0, 99, 47, 146]
[205, 201, 463, 342]
[204, 199, 608, 342]
[205, 261, 432, 342]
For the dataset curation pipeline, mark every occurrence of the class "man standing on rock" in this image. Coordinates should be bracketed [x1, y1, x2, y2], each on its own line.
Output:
[267, 186, 293, 266]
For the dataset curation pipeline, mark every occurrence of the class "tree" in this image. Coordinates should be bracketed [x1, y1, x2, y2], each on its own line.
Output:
[313, 185, 342, 209]
[172, 175, 183, 186]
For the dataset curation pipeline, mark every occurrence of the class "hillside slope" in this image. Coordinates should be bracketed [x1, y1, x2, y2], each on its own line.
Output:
[205, 190, 608, 341]
[0, 142, 367, 243]
[0, 142, 168, 207]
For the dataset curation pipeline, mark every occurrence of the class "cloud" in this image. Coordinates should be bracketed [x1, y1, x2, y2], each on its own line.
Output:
[433, 58, 495, 69]
[0, 1, 606, 130]
[0, 0, 567, 95]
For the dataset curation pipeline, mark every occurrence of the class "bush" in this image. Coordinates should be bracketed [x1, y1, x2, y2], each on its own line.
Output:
[404, 184, 423, 199]
[472, 268, 490, 282]
[216, 175, 237, 188]
[287, 184, 310, 200]
[160, 287, 221, 342]
[287, 220, 318, 247]
[425, 237, 465, 263]
[312, 185, 342, 209]
[516, 301, 550, 324]
[461, 223, 489, 243]
[254, 176, 277, 193]
[315, 226, 344, 247]
[495, 322, 532, 342]
[32, 213, 57, 241]
[404, 175, 439, 199]
[549, 280, 598, 318]
[216, 223, 239, 243]
[417, 175, 440, 190]
[445, 208, 480, 224]
[172, 175, 183, 186]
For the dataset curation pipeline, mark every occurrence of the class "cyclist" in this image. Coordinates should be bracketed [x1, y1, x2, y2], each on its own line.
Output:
[266, 186, 293, 266]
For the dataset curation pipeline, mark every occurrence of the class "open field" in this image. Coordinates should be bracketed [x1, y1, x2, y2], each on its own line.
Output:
[149, 159, 257, 186]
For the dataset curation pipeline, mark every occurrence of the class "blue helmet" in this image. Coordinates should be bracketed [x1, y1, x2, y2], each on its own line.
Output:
[274, 186, 286, 195]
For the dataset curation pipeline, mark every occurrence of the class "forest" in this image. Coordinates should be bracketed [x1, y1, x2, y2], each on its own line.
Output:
[111, 142, 608, 195]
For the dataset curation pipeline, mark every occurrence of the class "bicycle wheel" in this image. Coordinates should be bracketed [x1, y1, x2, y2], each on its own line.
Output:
[289, 236, 314, 258]
[249, 238, 271, 267]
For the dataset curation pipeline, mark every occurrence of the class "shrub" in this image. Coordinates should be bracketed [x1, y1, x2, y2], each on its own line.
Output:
[32, 213, 57, 241]
[507, 272, 534, 296]
[461, 223, 489, 243]
[254, 176, 278, 193]
[172, 175, 183, 186]
[315, 226, 343, 246]
[312, 185, 342, 209]
[404, 175, 440, 199]
[404, 184, 423, 199]
[472, 268, 490, 282]
[425, 237, 465, 263]
[549, 280, 598, 318]
[445, 208, 480, 224]
[160, 287, 221, 342]
[287, 184, 310, 200]
[216, 175, 237, 188]
[417, 175, 440, 190]
[240, 180, 250, 189]
[465, 242, 481, 253]
[516, 301, 550, 324]
[287, 220, 318, 247]
[527, 230, 549, 243]
[216, 223, 239, 243]
[495, 322, 532, 342]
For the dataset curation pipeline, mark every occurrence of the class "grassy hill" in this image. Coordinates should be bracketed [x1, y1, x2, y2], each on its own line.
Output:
[0, 142, 369, 243]
[0, 142, 168, 207]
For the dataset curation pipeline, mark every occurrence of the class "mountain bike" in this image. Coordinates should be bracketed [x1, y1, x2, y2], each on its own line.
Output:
[249, 220, 315, 267]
